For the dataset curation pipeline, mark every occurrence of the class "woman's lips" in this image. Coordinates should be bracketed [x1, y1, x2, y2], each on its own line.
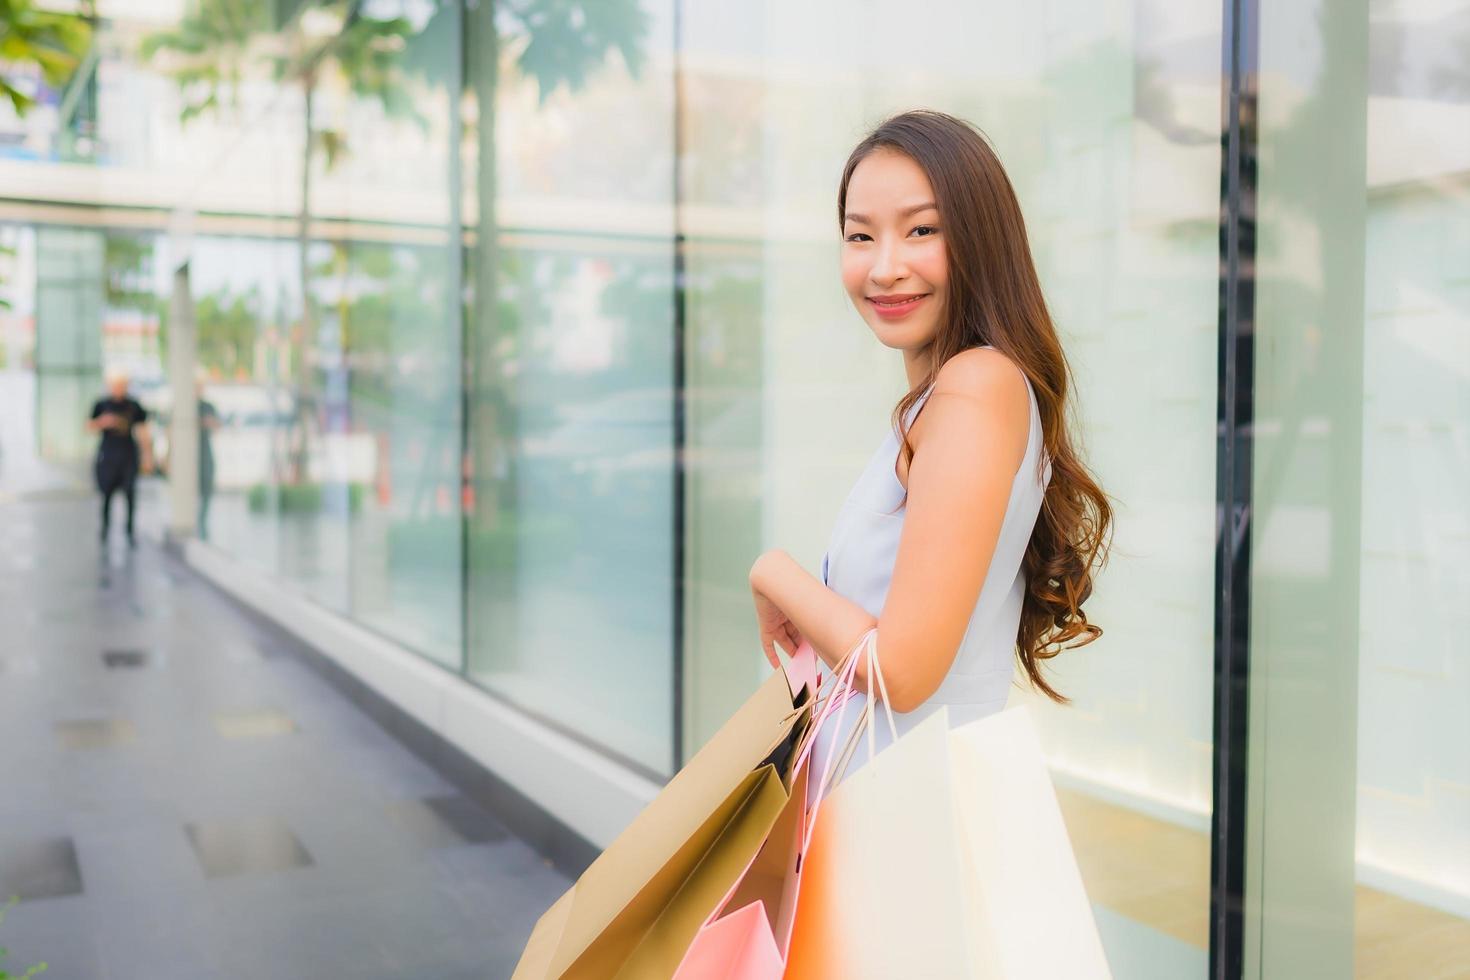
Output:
[867, 293, 930, 319]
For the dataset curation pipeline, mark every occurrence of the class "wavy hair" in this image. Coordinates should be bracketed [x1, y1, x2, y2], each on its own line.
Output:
[838, 109, 1113, 702]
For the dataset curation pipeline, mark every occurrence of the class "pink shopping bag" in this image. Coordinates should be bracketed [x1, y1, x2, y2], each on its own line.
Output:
[672, 637, 870, 978]
[671, 900, 783, 979]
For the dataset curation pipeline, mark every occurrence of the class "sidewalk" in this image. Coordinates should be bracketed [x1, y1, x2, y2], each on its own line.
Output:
[0, 494, 564, 980]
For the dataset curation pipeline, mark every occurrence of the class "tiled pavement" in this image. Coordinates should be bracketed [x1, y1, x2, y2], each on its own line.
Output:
[0, 496, 568, 980]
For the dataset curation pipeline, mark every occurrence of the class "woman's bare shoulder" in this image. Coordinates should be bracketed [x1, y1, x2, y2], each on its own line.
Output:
[931, 346, 1029, 407]
[906, 346, 1030, 472]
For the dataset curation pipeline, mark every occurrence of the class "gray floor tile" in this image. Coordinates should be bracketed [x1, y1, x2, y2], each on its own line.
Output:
[0, 836, 83, 900]
[55, 718, 137, 750]
[386, 795, 510, 849]
[212, 708, 297, 739]
[185, 818, 314, 879]
[101, 648, 155, 668]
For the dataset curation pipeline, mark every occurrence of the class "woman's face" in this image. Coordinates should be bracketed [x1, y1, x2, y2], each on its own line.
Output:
[841, 148, 948, 355]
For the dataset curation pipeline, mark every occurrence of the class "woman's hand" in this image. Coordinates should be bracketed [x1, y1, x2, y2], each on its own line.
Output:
[751, 551, 804, 669]
[752, 586, 804, 669]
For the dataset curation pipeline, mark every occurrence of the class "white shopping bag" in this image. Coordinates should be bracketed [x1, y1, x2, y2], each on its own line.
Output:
[785, 634, 1111, 979]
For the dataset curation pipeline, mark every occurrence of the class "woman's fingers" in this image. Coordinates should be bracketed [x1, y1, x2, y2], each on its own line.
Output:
[761, 638, 781, 669]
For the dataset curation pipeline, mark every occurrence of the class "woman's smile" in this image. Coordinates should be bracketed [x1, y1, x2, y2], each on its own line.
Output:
[867, 293, 931, 319]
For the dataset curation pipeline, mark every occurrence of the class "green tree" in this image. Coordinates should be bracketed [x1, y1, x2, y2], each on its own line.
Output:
[103, 232, 156, 314]
[464, 0, 649, 531]
[142, 0, 652, 502]
[0, 0, 91, 116]
[0, 0, 92, 311]
[0, 237, 15, 313]
[194, 287, 260, 377]
[135, 0, 262, 123]
[143, 0, 420, 480]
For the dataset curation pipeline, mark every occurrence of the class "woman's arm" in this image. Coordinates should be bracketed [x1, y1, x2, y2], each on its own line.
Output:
[750, 347, 1030, 712]
[749, 549, 876, 670]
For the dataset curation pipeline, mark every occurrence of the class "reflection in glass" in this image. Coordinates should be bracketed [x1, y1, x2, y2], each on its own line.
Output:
[34, 227, 105, 463]
[464, 0, 676, 775]
[1353, 1, 1470, 974]
[130, 0, 466, 662]
[1252, 1, 1470, 975]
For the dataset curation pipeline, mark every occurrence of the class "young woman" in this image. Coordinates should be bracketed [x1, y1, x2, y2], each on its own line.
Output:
[748, 109, 1112, 772]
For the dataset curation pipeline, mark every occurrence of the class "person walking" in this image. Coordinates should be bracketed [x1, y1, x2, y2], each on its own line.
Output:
[88, 371, 153, 546]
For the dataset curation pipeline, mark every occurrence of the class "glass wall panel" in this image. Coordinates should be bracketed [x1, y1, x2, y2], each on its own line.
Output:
[34, 226, 104, 464]
[187, 235, 292, 579]
[680, 1, 1222, 973]
[335, 0, 464, 666]
[464, 0, 678, 775]
[1251, 1, 1470, 976]
[162, 0, 465, 666]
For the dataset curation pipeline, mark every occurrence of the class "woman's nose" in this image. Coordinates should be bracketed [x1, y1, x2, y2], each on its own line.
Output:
[868, 241, 905, 285]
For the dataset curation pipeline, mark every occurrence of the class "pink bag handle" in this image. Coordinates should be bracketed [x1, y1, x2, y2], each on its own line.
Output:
[794, 630, 867, 777]
[797, 627, 902, 854]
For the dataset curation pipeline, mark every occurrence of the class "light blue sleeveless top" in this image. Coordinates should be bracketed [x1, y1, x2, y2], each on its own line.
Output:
[810, 347, 1052, 786]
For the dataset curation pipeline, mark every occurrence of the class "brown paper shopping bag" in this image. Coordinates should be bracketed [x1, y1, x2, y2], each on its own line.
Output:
[610, 763, 790, 978]
[512, 664, 812, 980]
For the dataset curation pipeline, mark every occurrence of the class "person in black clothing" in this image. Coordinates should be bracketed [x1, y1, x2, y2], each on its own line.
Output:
[88, 372, 153, 545]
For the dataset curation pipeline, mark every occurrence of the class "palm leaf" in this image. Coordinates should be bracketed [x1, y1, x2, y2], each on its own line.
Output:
[508, 0, 651, 103]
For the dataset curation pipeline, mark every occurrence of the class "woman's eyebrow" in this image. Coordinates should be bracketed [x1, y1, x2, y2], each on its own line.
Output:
[842, 201, 939, 224]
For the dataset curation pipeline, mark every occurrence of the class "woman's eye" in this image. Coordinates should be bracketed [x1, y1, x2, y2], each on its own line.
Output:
[911, 225, 939, 237]
[844, 232, 871, 243]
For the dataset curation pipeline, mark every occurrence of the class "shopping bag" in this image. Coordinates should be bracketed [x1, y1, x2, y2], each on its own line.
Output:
[948, 707, 1111, 978]
[511, 656, 815, 980]
[610, 763, 792, 978]
[709, 642, 821, 950]
[671, 765, 809, 979]
[670, 639, 864, 979]
[671, 900, 783, 980]
[784, 638, 1111, 979]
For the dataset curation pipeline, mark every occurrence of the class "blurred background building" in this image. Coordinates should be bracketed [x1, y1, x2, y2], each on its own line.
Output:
[0, 0, 1466, 977]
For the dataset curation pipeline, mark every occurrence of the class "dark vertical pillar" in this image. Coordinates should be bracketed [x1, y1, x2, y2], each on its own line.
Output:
[670, 0, 688, 774]
[1210, 0, 1259, 976]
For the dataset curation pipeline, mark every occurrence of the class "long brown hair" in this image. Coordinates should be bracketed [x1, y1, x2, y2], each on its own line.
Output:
[837, 109, 1112, 703]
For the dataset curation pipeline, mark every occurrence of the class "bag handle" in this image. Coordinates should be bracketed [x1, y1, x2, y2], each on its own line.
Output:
[794, 632, 865, 777]
[819, 632, 900, 799]
[798, 627, 902, 854]
[863, 630, 900, 765]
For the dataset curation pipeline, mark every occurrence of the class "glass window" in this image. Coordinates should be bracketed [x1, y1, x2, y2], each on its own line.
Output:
[1251, 1, 1470, 975]
[464, 0, 678, 776]
[166, 0, 465, 665]
[34, 226, 105, 464]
